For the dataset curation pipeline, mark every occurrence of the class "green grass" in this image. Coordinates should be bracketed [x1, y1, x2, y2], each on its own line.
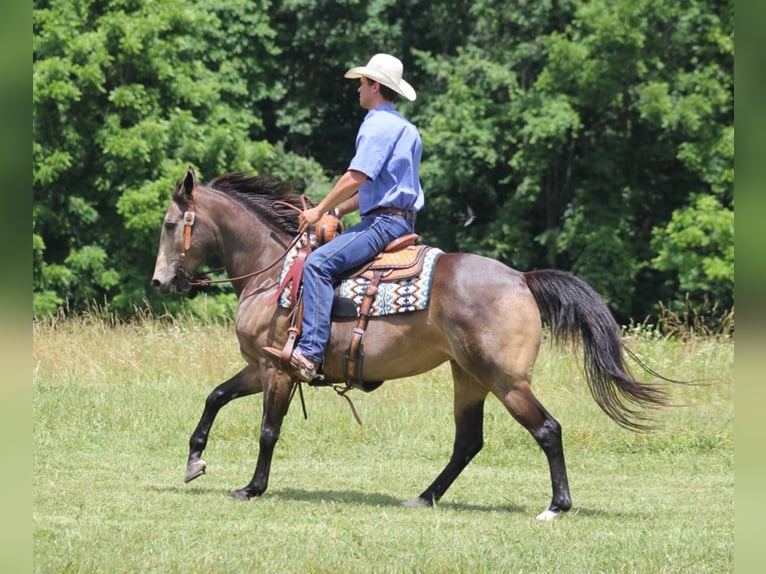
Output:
[33, 316, 733, 573]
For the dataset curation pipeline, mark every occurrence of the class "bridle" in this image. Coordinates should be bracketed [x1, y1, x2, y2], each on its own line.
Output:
[175, 191, 310, 288]
[174, 188, 365, 424]
[177, 199, 196, 269]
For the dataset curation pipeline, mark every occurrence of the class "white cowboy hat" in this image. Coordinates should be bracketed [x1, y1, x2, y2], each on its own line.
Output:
[344, 53, 417, 101]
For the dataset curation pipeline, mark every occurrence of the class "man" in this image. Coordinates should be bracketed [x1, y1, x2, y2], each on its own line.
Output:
[265, 53, 424, 381]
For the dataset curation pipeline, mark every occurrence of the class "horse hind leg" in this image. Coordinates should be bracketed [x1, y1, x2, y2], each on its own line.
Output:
[186, 365, 263, 483]
[405, 362, 488, 507]
[497, 380, 572, 520]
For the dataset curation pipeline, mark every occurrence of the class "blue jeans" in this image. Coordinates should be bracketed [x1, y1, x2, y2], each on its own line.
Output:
[296, 212, 415, 363]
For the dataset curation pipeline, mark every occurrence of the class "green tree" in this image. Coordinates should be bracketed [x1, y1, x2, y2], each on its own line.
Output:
[33, 0, 329, 316]
[412, 0, 733, 322]
[33, 0, 733, 326]
[651, 193, 734, 312]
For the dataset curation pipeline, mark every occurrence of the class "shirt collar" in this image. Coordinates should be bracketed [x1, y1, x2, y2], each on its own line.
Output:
[365, 103, 396, 118]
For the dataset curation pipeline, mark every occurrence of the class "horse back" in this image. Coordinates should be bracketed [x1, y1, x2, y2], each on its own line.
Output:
[430, 252, 537, 316]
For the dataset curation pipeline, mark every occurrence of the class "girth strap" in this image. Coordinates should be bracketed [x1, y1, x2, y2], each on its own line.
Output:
[344, 270, 383, 385]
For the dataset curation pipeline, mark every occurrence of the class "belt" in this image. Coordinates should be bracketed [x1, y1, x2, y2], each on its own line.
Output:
[365, 207, 416, 222]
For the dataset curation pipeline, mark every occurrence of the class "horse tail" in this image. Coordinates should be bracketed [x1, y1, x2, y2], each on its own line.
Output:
[524, 269, 668, 431]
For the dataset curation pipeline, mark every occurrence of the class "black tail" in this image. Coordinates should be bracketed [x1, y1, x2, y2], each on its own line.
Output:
[525, 269, 668, 431]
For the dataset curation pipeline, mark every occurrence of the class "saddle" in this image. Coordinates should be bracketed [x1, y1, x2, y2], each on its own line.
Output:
[348, 233, 426, 281]
[270, 233, 428, 392]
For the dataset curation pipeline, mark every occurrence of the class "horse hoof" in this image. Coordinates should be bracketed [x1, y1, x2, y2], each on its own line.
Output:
[229, 489, 252, 501]
[535, 508, 564, 521]
[402, 496, 432, 508]
[184, 459, 207, 483]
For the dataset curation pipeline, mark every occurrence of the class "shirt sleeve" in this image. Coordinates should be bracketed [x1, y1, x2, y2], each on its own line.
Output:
[348, 118, 401, 181]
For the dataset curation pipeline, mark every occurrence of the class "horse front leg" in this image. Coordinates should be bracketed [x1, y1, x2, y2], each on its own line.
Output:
[229, 368, 294, 500]
[185, 365, 263, 483]
[405, 362, 488, 507]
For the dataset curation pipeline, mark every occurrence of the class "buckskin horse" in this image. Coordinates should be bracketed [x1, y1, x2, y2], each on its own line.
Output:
[151, 167, 673, 521]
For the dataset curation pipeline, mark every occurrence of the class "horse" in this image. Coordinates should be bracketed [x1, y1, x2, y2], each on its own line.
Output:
[151, 166, 673, 521]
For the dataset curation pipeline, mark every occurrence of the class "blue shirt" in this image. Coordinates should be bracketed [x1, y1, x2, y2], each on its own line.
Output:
[348, 104, 425, 216]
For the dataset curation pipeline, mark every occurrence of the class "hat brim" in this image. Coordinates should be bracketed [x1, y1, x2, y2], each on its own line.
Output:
[345, 66, 417, 101]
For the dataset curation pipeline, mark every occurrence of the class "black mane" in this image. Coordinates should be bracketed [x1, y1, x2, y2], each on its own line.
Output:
[205, 172, 314, 236]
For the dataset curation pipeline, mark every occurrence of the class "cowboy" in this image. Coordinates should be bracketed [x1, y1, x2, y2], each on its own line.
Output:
[265, 53, 424, 381]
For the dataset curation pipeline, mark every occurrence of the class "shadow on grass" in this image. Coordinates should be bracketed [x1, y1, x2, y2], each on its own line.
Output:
[272, 487, 407, 506]
[148, 484, 236, 496]
[149, 484, 524, 513]
[149, 483, 631, 520]
[149, 484, 635, 519]
[269, 487, 527, 514]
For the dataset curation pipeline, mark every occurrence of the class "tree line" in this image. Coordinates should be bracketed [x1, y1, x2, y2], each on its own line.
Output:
[33, 0, 733, 327]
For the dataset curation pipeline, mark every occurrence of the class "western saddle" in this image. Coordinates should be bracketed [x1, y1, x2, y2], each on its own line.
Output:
[271, 232, 428, 391]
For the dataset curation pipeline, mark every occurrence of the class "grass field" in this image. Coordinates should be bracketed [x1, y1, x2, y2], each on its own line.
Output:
[33, 315, 733, 573]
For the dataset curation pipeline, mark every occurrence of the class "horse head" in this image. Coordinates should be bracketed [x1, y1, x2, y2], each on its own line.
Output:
[151, 166, 212, 294]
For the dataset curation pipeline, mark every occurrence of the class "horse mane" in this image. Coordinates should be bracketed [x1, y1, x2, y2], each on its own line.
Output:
[205, 172, 314, 236]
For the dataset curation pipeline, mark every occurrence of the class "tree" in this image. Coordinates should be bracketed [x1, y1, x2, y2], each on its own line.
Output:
[411, 0, 733, 323]
[651, 193, 734, 312]
[33, 0, 733, 326]
[33, 0, 329, 316]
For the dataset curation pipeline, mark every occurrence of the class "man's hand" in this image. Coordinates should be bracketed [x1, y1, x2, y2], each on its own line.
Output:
[298, 169, 365, 232]
[298, 206, 324, 231]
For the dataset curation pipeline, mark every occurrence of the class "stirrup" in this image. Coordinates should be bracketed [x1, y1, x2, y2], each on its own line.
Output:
[262, 347, 322, 383]
[291, 350, 320, 383]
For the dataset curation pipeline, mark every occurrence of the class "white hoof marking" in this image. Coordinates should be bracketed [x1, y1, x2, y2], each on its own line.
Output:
[535, 509, 562, 521]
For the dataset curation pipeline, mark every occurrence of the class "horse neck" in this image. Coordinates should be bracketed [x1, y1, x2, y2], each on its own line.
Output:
[197, 187, 293, 297]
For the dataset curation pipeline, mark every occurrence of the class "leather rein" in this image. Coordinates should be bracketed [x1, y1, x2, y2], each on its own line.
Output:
[177, 195, 310, 288]
[175, 190, 366, 425]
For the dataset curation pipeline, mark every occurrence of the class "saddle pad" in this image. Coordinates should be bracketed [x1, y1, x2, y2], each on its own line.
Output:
[277, 246, 444, 317]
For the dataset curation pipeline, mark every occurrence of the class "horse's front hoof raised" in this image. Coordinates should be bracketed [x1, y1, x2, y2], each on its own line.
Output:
[184, 459, 207, 483]
[402, 496, 433, 508]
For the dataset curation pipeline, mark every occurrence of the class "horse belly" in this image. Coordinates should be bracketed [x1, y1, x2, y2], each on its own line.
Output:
[323, 312, 450, 382]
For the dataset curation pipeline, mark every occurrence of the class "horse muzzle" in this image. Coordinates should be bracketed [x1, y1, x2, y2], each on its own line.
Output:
[151, 263, 191, 294]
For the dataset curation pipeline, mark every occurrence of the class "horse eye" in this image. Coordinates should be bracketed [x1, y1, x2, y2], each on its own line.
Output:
[164, 219, 178, 230]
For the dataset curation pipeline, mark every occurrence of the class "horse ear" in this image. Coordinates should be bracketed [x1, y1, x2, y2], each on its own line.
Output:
[183, 166, 197, 198]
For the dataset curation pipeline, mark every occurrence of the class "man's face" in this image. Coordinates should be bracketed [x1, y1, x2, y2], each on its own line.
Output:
[357, 78, 376, 110]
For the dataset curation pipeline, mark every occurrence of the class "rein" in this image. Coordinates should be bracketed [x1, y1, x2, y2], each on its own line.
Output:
[177, 189, 365, 425]
[179, 197, 309, 287]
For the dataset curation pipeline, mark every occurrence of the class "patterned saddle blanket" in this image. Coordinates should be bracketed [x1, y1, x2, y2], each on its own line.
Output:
[277, 244, 443, 317]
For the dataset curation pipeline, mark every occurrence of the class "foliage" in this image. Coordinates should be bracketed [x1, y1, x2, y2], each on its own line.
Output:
[651, 193, 734, 312]
[33, 0, 733, 327]
[33, 0, 330, 316]
[413, 0, 733, 323]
